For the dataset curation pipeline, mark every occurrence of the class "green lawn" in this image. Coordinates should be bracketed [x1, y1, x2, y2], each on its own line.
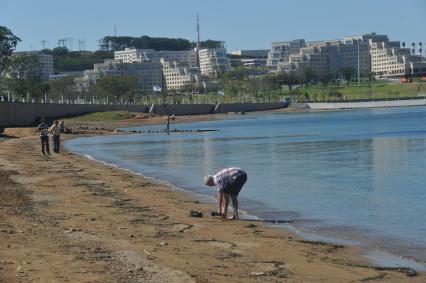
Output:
[288, 81, 426, 101]
[67, 111, 137, 122]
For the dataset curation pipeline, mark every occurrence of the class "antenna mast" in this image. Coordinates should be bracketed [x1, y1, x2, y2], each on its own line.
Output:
[196, 13, 200, 51]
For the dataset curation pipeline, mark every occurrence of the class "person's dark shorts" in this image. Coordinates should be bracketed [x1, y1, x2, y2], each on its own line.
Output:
[222, 173, 247, 196]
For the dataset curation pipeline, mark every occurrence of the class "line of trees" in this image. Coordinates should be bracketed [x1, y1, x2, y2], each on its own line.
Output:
[101, 36, 223, 51]
[39, 47, 113, 72]
[218, 66, 374, 102]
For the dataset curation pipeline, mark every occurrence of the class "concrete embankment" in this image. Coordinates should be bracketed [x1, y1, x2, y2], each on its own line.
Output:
[307, 98, 426, 110]
[0, 101, 289, 128]
[0, 102, 149, 128]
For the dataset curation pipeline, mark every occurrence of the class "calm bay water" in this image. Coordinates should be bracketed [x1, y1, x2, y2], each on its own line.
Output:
[65, 106, 426, 267]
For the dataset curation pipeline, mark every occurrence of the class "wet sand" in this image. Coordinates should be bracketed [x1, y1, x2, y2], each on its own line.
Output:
[0, 114, 425, 282]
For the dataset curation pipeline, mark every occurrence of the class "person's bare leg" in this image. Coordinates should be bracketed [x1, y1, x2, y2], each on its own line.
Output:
[216, 191, 223, 215]
[231, 196, 239, 219]
[222, 193, 230, 219]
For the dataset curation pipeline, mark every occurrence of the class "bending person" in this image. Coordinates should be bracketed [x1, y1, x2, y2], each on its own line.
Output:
[204, 168, 247, 219]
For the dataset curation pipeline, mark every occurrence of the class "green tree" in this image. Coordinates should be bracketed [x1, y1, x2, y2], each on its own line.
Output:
[0, 26, 21, 75]
[52, 47, 69, 56]
[338, 67, 355, 86]
[222, 68, 251, 80]
[6, 54, 42, 99]
[277, 71, 300, 93]
[198, 39, 223, 49]
[301, 67, 316, 86]
[48, 76, 78, 101]
[97, 75, 138, 100]
[319, 71, 335, 89]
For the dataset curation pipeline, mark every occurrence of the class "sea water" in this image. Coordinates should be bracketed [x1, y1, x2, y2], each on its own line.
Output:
[65, 106, 426, 268]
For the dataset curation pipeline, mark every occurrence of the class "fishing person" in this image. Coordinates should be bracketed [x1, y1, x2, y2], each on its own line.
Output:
[204, 167, 247, 220]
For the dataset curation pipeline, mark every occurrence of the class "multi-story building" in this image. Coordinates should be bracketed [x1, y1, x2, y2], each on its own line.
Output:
[161, 60, 198, 90]
[231, 49, 269, 58]
[271, 33, 426, 78]
[266, 39, 306, 66]
[229, 49, 268, 68]
[198, 48, 230, 77]
[369, 39, 426, 78]
[277, 39, 371, 76]
[114, 48, 198, 67]
[12, 51, 54, 81]
[83, 59, 163, 92]
[161, 59, 217, 92]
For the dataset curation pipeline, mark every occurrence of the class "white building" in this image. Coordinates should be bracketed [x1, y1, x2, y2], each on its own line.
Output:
[231, 49, 269, 58]
[276, 39, 371, 76]
[84, 59, 163, 92]
[369, 39, 426, 78]
[267, 39, 306, 66]
[12, 51, 54, 81]
[114, 48, 198, 67]
[161, 59, 217, 92]
[198, 48, 229, 78]
[161, 60, 198, 90]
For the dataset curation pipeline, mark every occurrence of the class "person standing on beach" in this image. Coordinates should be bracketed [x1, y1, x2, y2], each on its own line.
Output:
[37, 118, 50, 155]
[204, 168, 247, 220]
[50, 120, 61, 153]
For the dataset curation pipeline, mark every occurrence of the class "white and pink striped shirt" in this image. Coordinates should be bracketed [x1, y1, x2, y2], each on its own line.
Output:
[213, 167, 246, 191]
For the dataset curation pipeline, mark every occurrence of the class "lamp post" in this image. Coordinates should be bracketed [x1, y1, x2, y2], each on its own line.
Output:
[357, 43, 360, 87]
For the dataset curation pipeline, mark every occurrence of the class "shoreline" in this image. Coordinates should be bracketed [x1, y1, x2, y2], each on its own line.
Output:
[66, 124, 426, 273]
[1, 114, 425, 282]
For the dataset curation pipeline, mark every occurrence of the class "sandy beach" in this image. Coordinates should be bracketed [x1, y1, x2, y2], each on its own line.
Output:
[1, 114, 425, 282]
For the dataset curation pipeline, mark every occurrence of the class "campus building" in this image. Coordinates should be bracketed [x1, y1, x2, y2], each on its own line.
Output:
[266, 39, 306, 66]
[114, 48, 198, 67]
[229, 49, 268, 68]
[83, 59, 163, 92]
[161, 59, 216, 92]
[161, 60, 198, 90]
[11, 51, 54, 81]
[278, 38, 371, 76]
[231, 49, 269, 58]
[198, 48, 230, 78]
[269, 33, 426, 78]
[369, 39, 426, 78]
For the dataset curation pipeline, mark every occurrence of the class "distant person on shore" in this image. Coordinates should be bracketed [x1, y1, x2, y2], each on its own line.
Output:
[37, 118, 50, 155]
[166, 114, 175, 134]
[50, 120, 61, 153]
[204, 167, 247, 220]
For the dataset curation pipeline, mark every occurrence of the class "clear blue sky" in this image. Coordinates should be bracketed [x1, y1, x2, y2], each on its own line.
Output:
[2, 0, 425, 52]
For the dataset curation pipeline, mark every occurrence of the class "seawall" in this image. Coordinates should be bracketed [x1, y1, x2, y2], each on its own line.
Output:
[0, 103, 149, 128]
[307, 98, 426, 110]
[0, 101, 289, 128]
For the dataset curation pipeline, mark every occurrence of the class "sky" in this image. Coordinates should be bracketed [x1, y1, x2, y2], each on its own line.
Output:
[1, 0, 426, 52]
